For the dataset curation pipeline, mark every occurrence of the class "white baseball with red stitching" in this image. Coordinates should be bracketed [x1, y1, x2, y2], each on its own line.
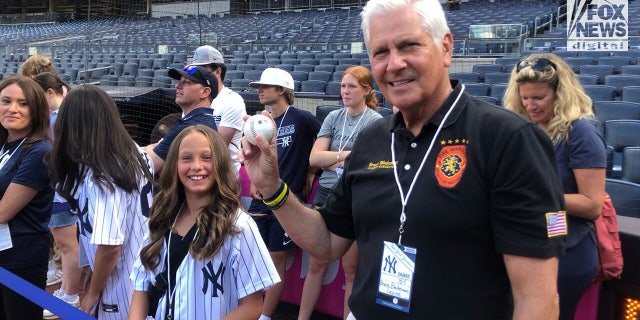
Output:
[243, 114, 275, 145]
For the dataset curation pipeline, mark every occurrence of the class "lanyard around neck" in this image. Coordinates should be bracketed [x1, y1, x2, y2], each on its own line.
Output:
[390, 87, 464, 245]
[275, 106, 290, 138]
[337, 107, 367, 154]
[0, 138, 26, 171]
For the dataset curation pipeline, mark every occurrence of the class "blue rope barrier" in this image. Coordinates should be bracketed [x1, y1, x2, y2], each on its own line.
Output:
[0, 267, 95, 320]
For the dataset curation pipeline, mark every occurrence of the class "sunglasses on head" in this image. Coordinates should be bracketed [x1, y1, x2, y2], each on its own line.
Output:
[181, 65, 212, 87]
[182, 65, 199, 75]
[516, 58, 555, 73]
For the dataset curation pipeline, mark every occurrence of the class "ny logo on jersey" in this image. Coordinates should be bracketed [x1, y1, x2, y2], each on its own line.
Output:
[201, 261, 226, 297]
[77, 198, 93, 236]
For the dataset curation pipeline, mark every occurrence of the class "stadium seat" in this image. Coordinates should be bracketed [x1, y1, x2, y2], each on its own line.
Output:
[449, 72, 480, 83]
[135, 76, 153, 87]
[597, 56, 632, 74]
[153, 69, 168, 78]
[622, 147, 640, 184]
[171, 53, 187, 66]
[605, 178, 640, 218]
[471, 64, 503, 81]
[325, 81, 341, 96]
[576, 74, 598, 86]
[138, 69, 155, 78]
[621, 65, 640, 75]
[604, 120, 640, 177]
[247, 58, 265, 65]
[475, 96, 499, 105]
[294, 64, 315, 72]
[236, 64, 254, 71]
[333, 52, 352, 59]
[604, 75, 640, 97]
[564, 57, 593, 73]
[225, 70, 244, 80]
[281, 59, 299, 65]
[273, 64, 294, 72]
[315, 105, 341, 122]
[231, 79, 252, 90]
[139, 58, 154, 69]
[117, 75, 135, 87]
[243, 70, 262, 81]
[290, 71, 308, 82]
[335, 64, 352, 73]
[308, 71, 332, 82]
[593, 101, 640, 129]
[580, 51, 611, 63]
[377, 107, 393, 117]
[100, 75, 118, 86]
[483, 72, 511, 85]
[319, 58, 338, 66]
[463, 83, 491, 96]
[122, 63, 138, 77]
[314, 53, 333, 60]
[622, 86, 640, 102]
[152, 76, 173, 88]
[579, 65, 615, 84]
[490, 84, 508, 106]
[338, 58, 359, 66]
[300, 59, 319, 66]
[495, 57, 521, 71]
[314, 65, 335, 73]
[301, 80, 327, 93]
[296, 52, 315, 60]
[583, 85, 616, 102]
[254, 64, 268, 72]
[152, 58, 169, 70]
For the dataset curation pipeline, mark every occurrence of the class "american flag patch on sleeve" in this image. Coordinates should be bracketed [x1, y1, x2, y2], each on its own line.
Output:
[546, 211, 568, 238]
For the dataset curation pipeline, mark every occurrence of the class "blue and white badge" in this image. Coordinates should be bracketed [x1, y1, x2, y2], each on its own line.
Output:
[376, 241, 417, 313]
[335, 165, 344, 179]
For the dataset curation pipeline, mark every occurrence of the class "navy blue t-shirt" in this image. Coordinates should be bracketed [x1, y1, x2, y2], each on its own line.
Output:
[249, 107, 320, 213]
[556, 118, 606, 247]
[0, 139, 53, 267]
[153, 107, 217, 160]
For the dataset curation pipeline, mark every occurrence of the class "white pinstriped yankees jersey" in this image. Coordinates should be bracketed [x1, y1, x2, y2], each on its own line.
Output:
[75, 149, 154, 320]
[131, 210, 280, 320]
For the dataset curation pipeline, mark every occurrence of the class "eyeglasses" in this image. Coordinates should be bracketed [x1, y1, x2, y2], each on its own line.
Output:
[516, 58, 555, 73]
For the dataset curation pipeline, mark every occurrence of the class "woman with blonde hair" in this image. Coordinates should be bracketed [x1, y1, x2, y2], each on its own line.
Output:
[503, 53, 605, 320]
[301, 65, 382, 320]
[19, 54, 58, 78]
[129, 125, 279, 320]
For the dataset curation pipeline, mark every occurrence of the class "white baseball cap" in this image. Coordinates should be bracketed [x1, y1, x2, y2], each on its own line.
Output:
[190, 45, 224, 65]
[250, 68, 295, 90]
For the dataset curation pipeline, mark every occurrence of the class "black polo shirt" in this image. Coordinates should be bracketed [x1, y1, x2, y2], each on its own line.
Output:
[320, 80, 565, 319]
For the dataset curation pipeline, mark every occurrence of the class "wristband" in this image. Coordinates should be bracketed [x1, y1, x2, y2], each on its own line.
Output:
[262, 181, 289, 209]
[264, 188, 289, 210]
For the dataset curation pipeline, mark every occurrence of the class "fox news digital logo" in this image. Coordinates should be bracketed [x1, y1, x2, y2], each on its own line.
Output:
[567, 0, 628, 51]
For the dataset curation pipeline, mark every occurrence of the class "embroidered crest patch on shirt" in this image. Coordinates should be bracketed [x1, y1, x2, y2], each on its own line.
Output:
[546, 211, 568, 237]
[435, 141, 467, 188]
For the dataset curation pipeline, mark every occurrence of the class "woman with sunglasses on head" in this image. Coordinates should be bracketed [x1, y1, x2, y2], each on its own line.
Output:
[300, 66, 382, 320]
[129, 125, 279, 320]
[0, 76, 54, 320]
[503, 53, 605, 320]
